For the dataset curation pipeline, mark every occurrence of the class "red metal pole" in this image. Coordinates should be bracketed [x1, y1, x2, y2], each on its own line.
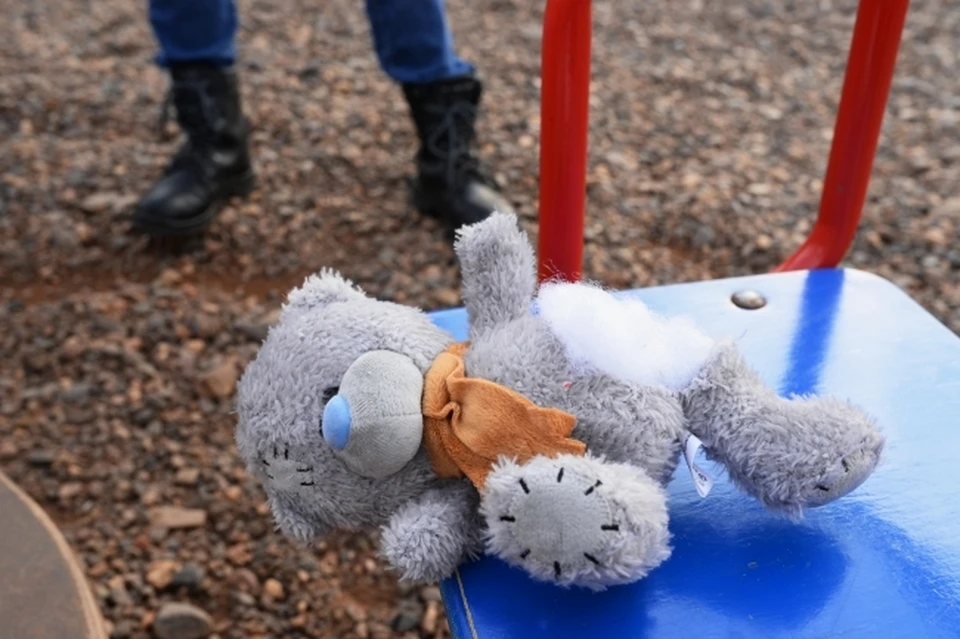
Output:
[775, 0, 910, 272]
[537, 0, 592, 283]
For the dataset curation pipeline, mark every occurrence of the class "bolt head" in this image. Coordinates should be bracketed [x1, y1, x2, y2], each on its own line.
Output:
[731, 289, 767, 310]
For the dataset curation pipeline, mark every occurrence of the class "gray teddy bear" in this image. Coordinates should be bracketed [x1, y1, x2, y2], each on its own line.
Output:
[235, 212, 884, 591]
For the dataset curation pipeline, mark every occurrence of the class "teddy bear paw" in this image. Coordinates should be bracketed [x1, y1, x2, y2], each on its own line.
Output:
[729, 396, 885, 516]
[481, 453, 672, 590]
[800, 446, 881, 508]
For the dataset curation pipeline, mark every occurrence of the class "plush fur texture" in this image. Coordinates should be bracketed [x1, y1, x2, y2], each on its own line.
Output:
[235, 211, 885, 590]
[379, 481, 484, 584]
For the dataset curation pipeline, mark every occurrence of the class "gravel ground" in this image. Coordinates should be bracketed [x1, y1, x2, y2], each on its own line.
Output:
[1, 0, 958, 637]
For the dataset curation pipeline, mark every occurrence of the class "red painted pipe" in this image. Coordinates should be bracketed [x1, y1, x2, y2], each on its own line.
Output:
[775, 0, 910, 272]
[537, 0, 592, 283]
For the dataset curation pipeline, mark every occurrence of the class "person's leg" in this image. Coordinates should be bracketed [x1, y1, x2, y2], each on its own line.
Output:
[365, 0, 516, 234]
[149, 0, 238, 67]
[364, 0, 473, 85]
[133, 0, 254, 237]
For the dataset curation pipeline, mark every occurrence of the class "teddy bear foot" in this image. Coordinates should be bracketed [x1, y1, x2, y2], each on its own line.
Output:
[726, 395, 885, 517]
[480, 453, 672, 591]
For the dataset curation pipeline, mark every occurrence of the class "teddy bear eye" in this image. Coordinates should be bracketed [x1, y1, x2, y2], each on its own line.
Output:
[319, 386, 340, 432]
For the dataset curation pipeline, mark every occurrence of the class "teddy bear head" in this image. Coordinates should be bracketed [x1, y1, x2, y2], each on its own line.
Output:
[234, 269, 452, 544]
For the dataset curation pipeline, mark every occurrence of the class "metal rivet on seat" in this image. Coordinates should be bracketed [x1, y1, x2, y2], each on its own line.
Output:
[731, 290, 767, 310]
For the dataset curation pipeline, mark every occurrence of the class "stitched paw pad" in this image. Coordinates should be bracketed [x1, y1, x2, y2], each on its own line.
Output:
[481, 454, 672, 591]
[802, 446, 881, 508]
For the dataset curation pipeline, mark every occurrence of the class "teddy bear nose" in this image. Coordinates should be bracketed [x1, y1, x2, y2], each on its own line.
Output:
[322, 395, 352, 450]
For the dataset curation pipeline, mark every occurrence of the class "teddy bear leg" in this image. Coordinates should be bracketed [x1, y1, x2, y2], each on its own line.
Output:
[681, 341, 884, 518]
[480, 453, 672, 591]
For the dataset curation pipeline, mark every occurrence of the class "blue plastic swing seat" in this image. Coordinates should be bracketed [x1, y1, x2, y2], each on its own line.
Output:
[427, 268, 960, 639]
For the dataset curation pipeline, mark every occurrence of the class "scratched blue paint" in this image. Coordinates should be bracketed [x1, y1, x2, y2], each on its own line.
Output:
[427, 268, 960, 639]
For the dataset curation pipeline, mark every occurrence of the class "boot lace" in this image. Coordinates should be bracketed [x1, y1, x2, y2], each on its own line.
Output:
[421, 99, 489, 190]
[156, 76, 224, 173]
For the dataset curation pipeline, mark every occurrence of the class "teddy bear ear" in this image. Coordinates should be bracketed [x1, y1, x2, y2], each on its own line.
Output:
[283, 268, 368, 315]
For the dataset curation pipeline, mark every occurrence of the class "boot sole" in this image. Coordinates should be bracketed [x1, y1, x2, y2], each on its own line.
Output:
[131, 169, 257, 238]
[410, 181, 461, 242]
[410, 177, 515, 239]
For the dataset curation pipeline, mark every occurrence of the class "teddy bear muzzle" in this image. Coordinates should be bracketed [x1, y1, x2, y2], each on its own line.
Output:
[321, 350, 425, 479]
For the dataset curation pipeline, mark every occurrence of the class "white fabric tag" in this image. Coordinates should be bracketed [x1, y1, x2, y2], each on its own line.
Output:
[683, 433, 713, 498]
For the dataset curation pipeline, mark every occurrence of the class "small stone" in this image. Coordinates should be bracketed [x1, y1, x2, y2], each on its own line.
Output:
[51, 226, 78, 249]
[146, 559, 179, 590]
[234, 568, 259, 591]
[421, 601, 440, 635]
[433, 288, 460, 308]
[226, 543, 253, 566]
[108, 583, 133, 607]
[234, 320, 270, 342]
[419, 586, 442, 602]
[186, 339, 206, 354]
[175, 468, 200, 486]
[109, 620, 136, 639]
[170, 563, 205, 590]
[190, 314, 223, 340]
[344, 598, 367, 623]
[140, 486, 161, 506]
[156, 268, 182, 287]
[290, 614, 307, 628]
[79, 192, 125, 214]
[924, 227, 947, 247]
[692, 225, 716, 247]
[59, 382, 95, 404]
[148, 506, 207, 529]
[152, 602, 213, 639]
[933, 197, 960, 217]
[231, 591, 256, 607]
[391, 600, 422, 633]
[263, 578, 285, 600]
[201, 359, 238, 398]
[27, 449, 56, 466]
[681, 172, 702, 189]
[0, 441, 17, 460]
[58, 482, 83, 501]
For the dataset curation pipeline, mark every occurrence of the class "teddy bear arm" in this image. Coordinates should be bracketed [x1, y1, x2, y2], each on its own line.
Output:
[453, 211, 537, 337]
[379, 481, 483, 584]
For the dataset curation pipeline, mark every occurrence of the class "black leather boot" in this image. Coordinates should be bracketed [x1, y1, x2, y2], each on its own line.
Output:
[402, 76, 516, 233]
[133, 63, 255, 236]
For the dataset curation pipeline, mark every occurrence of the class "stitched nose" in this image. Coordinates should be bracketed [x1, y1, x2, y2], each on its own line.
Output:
[322, 395, 352, 450]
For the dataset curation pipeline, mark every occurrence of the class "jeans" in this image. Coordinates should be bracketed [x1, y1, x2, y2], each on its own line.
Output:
[148, 0, 475, 84]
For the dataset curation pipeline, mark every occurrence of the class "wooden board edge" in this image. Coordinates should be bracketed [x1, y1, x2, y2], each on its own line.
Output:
[0, 470, 108, 639]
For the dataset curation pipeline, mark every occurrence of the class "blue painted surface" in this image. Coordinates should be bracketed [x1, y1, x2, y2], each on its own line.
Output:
[426, 268, 960, 639]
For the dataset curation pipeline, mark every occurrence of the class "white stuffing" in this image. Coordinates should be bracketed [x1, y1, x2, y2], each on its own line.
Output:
[534, 281, 715, 391]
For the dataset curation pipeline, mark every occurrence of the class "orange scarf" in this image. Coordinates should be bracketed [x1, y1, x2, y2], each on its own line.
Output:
[422, 342, 586, 489]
